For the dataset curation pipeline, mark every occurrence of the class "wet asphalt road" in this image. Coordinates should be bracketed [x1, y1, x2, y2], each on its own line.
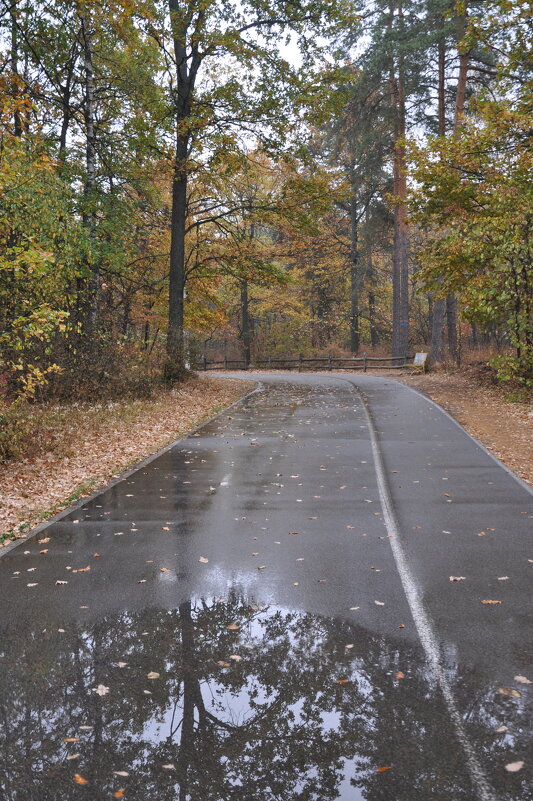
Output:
[0, 373, 531, 801]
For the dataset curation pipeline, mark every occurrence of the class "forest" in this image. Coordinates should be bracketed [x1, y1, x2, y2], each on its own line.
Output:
[0, 0, 531, 409]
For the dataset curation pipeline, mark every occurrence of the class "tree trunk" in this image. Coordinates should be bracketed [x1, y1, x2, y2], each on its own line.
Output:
[81, 15, 99, 334]
[430, 34, 447, 365]
[390, 0, 409, 360]
[10, 0, 22, 137]
[445, 6, 469, 364]
[438, 36, 446, 137]
[349, 191, 359, 354]
[241, 279, 251, 367]
[166, 138, 187, 379]
[165, 0, 199, 380]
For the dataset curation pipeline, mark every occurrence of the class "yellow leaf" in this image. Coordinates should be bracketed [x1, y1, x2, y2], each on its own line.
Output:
[73, 774, 88, 785]
[498, 687, 521, 698]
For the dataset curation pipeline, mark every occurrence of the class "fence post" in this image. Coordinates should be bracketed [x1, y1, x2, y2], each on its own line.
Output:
[224, 355, 228, 370]
[268, 356, 272, 369]
[299, 353, 303, 372]
[203, 354, 207, 371]
[363, 352, 367, 372]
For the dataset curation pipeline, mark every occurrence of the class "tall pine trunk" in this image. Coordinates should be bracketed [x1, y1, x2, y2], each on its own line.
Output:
[349, 190, 359, 354]
[446, 5, 470, 365]
[390, 0, 409, 360]
[10, 0, 22, 137]
[430, 34, 447, 364]
[80, 15, 99, 337]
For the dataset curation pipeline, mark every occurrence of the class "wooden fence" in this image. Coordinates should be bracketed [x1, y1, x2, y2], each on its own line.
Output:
[196, 353, 416, 372]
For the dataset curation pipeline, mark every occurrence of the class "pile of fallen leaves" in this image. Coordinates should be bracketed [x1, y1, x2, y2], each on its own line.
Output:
[1, 377, 254, 542]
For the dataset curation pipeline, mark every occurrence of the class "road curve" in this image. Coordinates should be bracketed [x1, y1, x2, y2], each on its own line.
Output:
[0, 372, 531, 801]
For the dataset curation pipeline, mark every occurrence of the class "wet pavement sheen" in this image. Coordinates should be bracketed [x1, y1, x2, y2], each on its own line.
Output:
[0, 375, 531, 801]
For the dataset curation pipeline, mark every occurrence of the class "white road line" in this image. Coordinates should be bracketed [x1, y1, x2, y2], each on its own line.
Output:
[350, 382, 498, 801]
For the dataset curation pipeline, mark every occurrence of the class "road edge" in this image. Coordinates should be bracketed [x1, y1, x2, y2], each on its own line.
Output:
[0, 382, 262, 560]
[396, 380, 533, 497]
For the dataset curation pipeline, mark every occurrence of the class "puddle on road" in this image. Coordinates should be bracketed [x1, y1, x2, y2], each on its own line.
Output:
[0, 593, 526, 801]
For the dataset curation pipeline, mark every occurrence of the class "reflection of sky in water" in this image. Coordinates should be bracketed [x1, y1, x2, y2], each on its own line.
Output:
[0, 595, 529, 801]
[134, 602, 414, 800]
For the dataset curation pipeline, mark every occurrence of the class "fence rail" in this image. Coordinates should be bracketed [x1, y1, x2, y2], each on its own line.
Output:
[196, 353, 416, 372]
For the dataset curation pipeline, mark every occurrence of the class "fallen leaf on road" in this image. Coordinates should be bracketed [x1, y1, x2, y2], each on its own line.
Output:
[257, 565, 266, 570]
[482, 600, 502, 604]
[162, 526, 170, 531]
[477, 532, 486, 537]
[376, 766, 391, 773]
[38, 538, 50, 544]
[147, 672, 160, 679]
[335, 679, 351, 684]
[505, 762, 524, 773]
[55, 580, 68, 586]
[115, 662, 128, 668]
[67, 754, 80, 760]
[113, 772, 129, 777]
[39, 549, 48, 554]
[198, 557, 209, 563]
[64, 738, 81, 743]
[93, 684, 110, 696]
[495, 725, 508, 733]
[72, 566, 90, 573]
[113, 789, 125, 798]
[227, 624, 239, 631]
[514, 675, 532, 684]
[449, 576, 466, 581]
[374, 600, 385, 606]
[160, 568, 171, 573]
[497, 576, 509, 580]
[92, 553, 100, 558]
[229, 655, 242, 662]
[27, 583, 38, 587]
[162, 764, 175, 770]
[498, 687, 521, 698]
[73, 774, 88, 785]
[395, 672, 405, 679]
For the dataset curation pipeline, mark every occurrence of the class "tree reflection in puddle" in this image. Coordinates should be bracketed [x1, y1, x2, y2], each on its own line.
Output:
[0, 594, 525, 800]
